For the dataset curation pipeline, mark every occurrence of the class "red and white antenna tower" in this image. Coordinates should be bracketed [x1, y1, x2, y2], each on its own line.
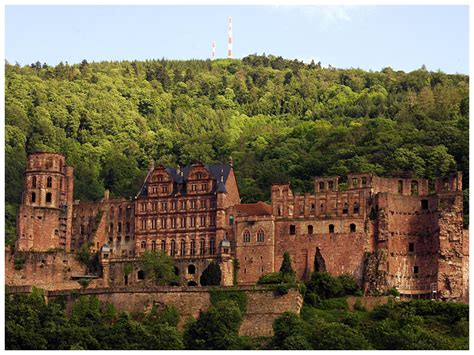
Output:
[211, 41, 216, 60]
[227, 17, 233, 59]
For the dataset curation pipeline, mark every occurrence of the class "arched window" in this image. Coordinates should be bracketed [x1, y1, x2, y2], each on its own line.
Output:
[141, 241, 146, 250]
[161, 240, 166, 252]
[151, 241, 156, 251]
[398, 180, 403, 194]
[171, 240, 176, 256]
[257, 230, 265, 242]
[319, 182, 325, 191]
[411, 180, 419, 196]
[329, 224, 335, 233]
[188, 264, 196, 274]
[31, 192, 36, 203]
[126, 222, 130, 233]
[350, 223, 356, 233]
[209, 239, 215, 255]
[180, 240, 186, 256]
[443, 177, 450, 191]
[32, 176, 37, 188]
[118, 222, 122, 233]
[243, 230, 251, 243]
[308, 225, 313, 235]
[47, 176, 52, 188]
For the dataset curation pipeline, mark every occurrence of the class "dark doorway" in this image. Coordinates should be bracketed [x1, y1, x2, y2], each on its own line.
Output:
[188, 264, 196, 274]
[124, 275, 129, 285]
[314, 247, 326, 272]
[187, 281, 198, 287]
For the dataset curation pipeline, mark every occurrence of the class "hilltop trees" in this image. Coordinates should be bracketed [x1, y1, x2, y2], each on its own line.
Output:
[5, 55, 469, 245]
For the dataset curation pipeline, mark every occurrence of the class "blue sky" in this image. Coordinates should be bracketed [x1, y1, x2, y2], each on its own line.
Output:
[5, 5, 469, 73]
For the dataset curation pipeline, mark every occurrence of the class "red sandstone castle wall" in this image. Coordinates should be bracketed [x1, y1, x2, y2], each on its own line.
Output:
[5, 249, 86, 290]
[275, 230, 370, 282]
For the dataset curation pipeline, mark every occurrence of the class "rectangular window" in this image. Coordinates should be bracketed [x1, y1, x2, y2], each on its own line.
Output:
[151, 203, 157, 211]
[201, 183, 207, 191]
[210, 215, 216, 226]
[151, 219, 157, 230]
[140, 203, 146, 212]
[409, 242, 415, 252]
[328, 181, 334, 190]
[290, 225, 296, 235]
[181, 200, 186, 210]
[161, 202, 167, 211]
[361, 177, 367, 187]
[421, 199, 429, 210]
[191, 184, 197, 191]
[46, 192, 52, 203]
[190, 240, 196, 256]
[414, 266, 419, 274]
[352, 178, 358, 187]
[190, 217, 196, 227]
[200, 200, 206, 209]
[191, 200, 197, 209]
[141, 219, 146, 230]
[162, 185, 168, 193]
[171, 201, 177, 210]
[171, 217, 177, 229]
[180, 217, 186, 228]
[200, 239, 205, 255]
[200, 216, 206, 227]
[161, 218, 167, 229]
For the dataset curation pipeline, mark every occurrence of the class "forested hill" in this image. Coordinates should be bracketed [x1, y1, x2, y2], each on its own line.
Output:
[5, 55, 469, 242]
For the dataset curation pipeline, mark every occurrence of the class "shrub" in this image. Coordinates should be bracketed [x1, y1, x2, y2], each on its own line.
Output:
[311, 321, 371, 350]
[279, 252, 295, 276]
[388, 288, 400, 297]
[316, 298, 348, 311]
[14, 255, 26, 270]
[141, 250, 178, 286]
[273, 284, 289, 295]
[78, 278, 91, 289]
[271, 312, 310, 349]
[210, 289, 247, 313]
[354, 298, 366, 312]
[200, 262, 222, 286]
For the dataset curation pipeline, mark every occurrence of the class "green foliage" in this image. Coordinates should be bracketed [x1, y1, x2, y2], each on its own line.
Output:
[210, 289, 247, 313]
[279, 251, 295, 276]
[6, 292, 183, 350]
[271, 312, 311, 350]
[14, 255, 26, 270]
[140, 250, 178, 285]
[5, 57, 468, 227]
[305, 272, 360, 300]
[200, 262, 222, 286]
[123, 263, 133, 276]
[311, 321, 371, 350]
[77, 278, 91, 289]
[183, 300, 244, 350]
[388, 287, 401, 297]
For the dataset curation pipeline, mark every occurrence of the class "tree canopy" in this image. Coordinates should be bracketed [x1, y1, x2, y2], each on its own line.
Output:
[5, 55, 469, 245]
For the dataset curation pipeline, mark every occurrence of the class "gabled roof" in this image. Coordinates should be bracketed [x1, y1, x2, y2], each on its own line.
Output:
[136, 163, 232, 198]
[234, 201, 272, 216]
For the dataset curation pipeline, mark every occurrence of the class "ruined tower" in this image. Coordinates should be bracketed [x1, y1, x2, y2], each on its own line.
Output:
[16, 152, 74, 252]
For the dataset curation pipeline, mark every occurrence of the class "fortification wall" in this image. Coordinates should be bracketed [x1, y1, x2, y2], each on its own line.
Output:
[43, 286, 303, 337]
[275, 231, 370, 282]
[5, 250, 86, 290]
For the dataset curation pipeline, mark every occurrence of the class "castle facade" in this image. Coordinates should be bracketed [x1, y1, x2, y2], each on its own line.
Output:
[12, 152, 469, 300]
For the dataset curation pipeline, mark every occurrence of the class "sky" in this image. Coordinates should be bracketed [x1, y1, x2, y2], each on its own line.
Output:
[5, 5, 469, 74]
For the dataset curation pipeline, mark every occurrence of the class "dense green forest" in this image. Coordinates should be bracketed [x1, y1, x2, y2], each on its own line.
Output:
[5, 55, 469, 244]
